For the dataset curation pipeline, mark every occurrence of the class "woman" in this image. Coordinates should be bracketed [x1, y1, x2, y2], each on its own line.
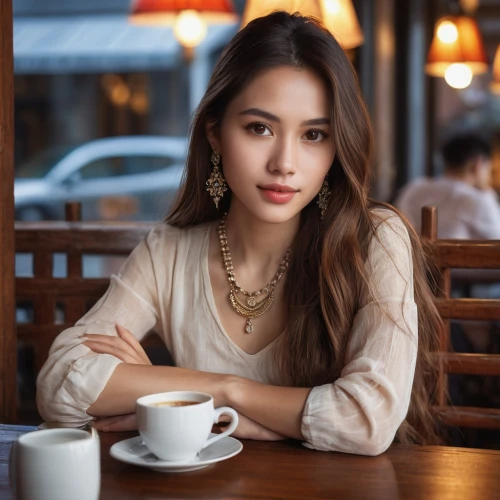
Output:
[37, 11, 442, 455]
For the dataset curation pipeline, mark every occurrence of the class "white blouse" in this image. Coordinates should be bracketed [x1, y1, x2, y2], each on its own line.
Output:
[37, 209, 418, 456]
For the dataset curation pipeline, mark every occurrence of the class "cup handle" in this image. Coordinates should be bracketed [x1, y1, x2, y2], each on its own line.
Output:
[201, 407, 239, 450]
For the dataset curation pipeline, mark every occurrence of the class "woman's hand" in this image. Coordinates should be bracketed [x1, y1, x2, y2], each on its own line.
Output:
[217, 412, 286, 441]
[92, 413, 137, 432]
[81, 324, 151, 365]
[92, 411, 286, 441]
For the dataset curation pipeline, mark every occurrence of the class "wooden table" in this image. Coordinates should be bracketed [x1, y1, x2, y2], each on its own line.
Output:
[2, 425, 500, 499]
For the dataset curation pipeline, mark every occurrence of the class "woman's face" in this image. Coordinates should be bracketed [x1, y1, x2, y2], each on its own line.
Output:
[208, 66, 336, 224]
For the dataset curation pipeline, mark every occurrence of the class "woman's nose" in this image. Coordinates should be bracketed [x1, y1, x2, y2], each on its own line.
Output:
[268, 137, 297, 175]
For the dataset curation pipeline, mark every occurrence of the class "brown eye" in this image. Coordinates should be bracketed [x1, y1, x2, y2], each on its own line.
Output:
[245, 122, 272, 137]
[253, 124, 267, 135]
[307, 131, 318, 140]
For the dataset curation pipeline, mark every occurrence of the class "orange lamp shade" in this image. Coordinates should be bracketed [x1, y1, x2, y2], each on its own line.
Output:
[131, 0, 237, 25]
[241, 0, 364, 49]
[490, 45, 500, 94]
[426, 15, 488, 77]
[132, 0, 235, 14]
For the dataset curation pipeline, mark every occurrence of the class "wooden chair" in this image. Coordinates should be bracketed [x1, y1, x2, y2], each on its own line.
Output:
[422, 206, 500, 432]
[14, 202, 155, 422]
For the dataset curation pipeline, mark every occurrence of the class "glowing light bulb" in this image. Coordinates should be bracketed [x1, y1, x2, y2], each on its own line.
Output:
[444, 63, 473, 89]
[173, 10, 207, 48]
[437, 20, 458, 44]
[323, 0, 341, 15]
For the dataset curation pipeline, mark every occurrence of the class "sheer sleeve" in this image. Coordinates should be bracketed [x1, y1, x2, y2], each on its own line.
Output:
[36, 227, 164, 426]
[301, 211, 418, 456]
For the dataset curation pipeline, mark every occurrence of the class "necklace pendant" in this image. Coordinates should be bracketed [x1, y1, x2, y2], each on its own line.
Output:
[219, 216, 290, 336]
[245, 319, 254, 334]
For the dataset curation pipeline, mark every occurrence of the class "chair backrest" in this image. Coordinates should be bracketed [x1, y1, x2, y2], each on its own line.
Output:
[421, 206, 500, 431]
[14, 202, 154, 421]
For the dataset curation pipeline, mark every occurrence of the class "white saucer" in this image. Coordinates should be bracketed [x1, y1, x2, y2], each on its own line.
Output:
[110, 434, 243, 473]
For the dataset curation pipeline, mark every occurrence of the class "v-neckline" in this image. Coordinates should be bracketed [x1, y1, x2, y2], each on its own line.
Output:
[200, 221, 283, 360]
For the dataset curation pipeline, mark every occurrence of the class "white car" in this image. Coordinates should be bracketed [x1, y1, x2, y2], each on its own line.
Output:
[15, 136, 187, 221]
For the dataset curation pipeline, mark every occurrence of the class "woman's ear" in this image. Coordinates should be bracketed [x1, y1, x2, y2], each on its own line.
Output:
[205, 122, 221, 153]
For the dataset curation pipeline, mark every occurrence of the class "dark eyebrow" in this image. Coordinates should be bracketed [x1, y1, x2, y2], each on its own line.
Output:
[239, 108, 281, 123]
[302, 117, 330, 126]
[239, 108, 330, 127]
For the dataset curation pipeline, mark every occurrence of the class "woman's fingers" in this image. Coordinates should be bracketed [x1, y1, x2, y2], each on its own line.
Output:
[92, 413, 138, 432]
[218, 412, 286, 441]
[115, 324, 142, 350]
[253, 427, 286, 441]
[80, 326, 151, 365]
[81, 333, 138, 360]
[115, 325, 151, 365]
[84, 333, 138, 358]
[90, 410, 285, 440]
[82, 339, 135, 364]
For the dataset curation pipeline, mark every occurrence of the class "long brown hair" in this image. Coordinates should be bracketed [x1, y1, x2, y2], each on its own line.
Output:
[167, 11, 442, 445]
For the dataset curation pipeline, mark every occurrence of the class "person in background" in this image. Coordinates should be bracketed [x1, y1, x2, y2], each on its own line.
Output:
[395, 133, 500, 239]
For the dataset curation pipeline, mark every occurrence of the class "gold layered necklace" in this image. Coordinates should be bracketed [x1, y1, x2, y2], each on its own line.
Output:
[217, 215, 291, 334]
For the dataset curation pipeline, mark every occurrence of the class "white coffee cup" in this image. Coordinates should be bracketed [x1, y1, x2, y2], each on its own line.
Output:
[10, 428, 100, 500]
[136, 391, 239, 461]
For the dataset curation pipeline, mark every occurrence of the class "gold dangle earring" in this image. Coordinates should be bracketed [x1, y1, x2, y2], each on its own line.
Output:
[206, 150, 228, 209]
[317, 175, 331, 219]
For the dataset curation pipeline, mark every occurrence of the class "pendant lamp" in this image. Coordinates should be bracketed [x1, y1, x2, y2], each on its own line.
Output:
[241, 0, 364, 49]
[426, 15, 488, 78]
[130, 0, 237, 49]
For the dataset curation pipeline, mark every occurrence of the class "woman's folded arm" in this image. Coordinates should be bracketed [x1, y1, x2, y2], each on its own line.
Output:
[36, 229, 163, 425]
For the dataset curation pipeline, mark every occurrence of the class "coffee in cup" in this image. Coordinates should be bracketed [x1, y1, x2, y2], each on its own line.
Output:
[136, 391, 239, 461]
[152, 400, 200, 407]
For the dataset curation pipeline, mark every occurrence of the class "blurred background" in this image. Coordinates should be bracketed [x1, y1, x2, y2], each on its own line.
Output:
[12, 0, 500, 222]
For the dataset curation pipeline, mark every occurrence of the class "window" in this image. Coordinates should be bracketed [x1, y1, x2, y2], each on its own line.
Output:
[122, 155, 177, 175]
[79, 157, 124, 179]
[78, 155, 176, 180]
